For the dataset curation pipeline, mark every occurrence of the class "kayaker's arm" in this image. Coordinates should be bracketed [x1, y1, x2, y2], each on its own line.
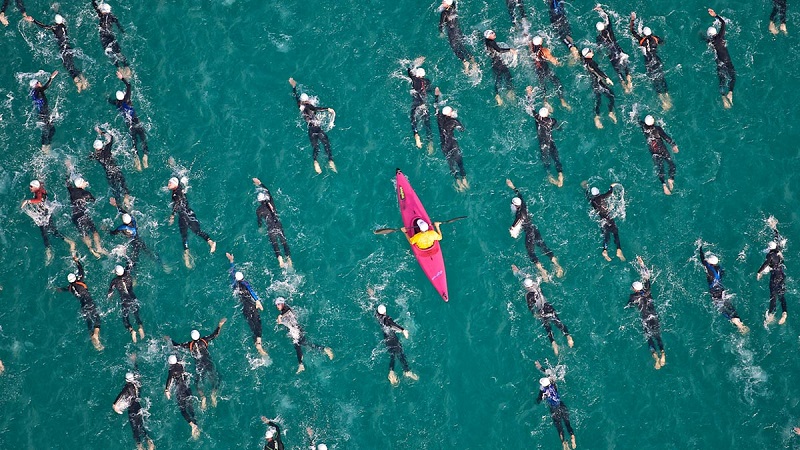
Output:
[400, 227, 412, 244]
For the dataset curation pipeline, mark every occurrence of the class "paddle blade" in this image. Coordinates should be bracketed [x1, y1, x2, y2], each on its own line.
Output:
[374, 228, 400, 235]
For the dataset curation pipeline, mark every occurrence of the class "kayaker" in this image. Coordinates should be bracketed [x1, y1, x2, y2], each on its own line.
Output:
[401, 219, 442, 250]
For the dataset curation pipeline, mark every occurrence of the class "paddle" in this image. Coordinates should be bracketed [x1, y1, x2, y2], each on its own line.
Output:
[374, 216, 467, 235]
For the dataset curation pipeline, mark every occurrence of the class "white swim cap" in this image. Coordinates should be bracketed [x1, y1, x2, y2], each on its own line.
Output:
[67, 273, 77, 283]
[532, 36, 543, 46]
[643, 27, 652, 36]
[484, 29, 494, 39]
[596, 22, 605, 32]
[29, 79, 39, 88]
[101, 3, 111, 13]
[644, 115, 655, 126]
[30, 179, 41, 189]
[707, 255, 719, 265]
[265, 429, 276, 439]
[318, 445, 328, 450]
[275, 297, 286, 306]
[632, 281, 644, 291]
[114, 265, 125, 276]
[590, 187, 600, 196]
[707, 26, 717, 37]
[234, 271, 244, 281]
[122, 213, 132, 225]
[299, 93, 309, 102]
[115, 91, 125, 101]
[93, 139, 104, 150]
[74, 177, 88, 188]
[581, 48, 592, 58]
[768, 241, 778, 250]
[191, 330, 200, 340]
[539, 377, 551, 387]
[168, 177, 179, 188]
[168, 354, 177, 365]
[257, 192, 268, 202]
[125, 372, 135, 382]
[415, 67, 426, 78]
[377, 304, 387, 315]
[511, 197, 522, 207]
[54, 14, 64, 24]
[441, 106, 453, 117]
[523, 278, 535, 288]
[417, 219, 429, 232]
[538, 107, 549, 118]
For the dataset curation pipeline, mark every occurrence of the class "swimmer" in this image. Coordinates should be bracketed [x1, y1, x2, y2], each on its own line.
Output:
[168, 318, 226, 410]
[544, 0, 579, 60]
[757, 219, 787, 325]
[261, 417, 285, 450]
[639, 115, 678, 195]
[91, 1, 130, 76]
[25, 13, 89, 91]
[507, 179, 563, 278]
[484, 29, 517, 105]
[628, 256, 666, 369]
[537, 375, 576, 449]
[64, 162, 106, 257]
[90, 127, 131, 207]
[519, 274, 573, 356]
[164, 354, 200, 439]
[29, 71, 58, 153]
[107, 263, 144, 342]
[21, 179, 76, 264]
[375, 303, 418, 385]
[584, 182, 624, 262]
[167, 176, 216, 268]
[438, 0, 476, 73]
[56, 255, 103, 350]
[527, 36, 570, 110]
[580, 48, 617, 129]
[697, 243, 749, 333]
[705, 9, 736, 108]
[406, 59, 434, 152]
[288, 78, 337, 174]
[593, 6, 632, 92]
[434, 87, 469, 190]
[112, 354, 155, 450]
[630, 12, 672, 110]
[227, 253, 268, 356]
[253, 178, 292, 269]
[109, 71, 147, 170]
[769, 0, 788, 34]
[275, 297, 334, 374]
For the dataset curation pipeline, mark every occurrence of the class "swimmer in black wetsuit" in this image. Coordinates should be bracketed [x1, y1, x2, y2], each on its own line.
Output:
[705, 10, 736, 108]
[406, 59, 434, 152]
[253, 178, 292, 269]
[113, 354, 155, 450]
[90, 127, 131, 207]
[375, 302, 418, 385]
[536, 372, 576, 450]
[757, 218, 788, 325]
[164, 354, 200, 439]
[484, 29, 517, 105]
[519, 272, 573, 356]
[769, 0, 787, 34]
[593, 6, 632, 92]
[56, 255, 103, 350]
[0, 0, 26, 25]
[91, 0, 130, 76]
[697, 243, 749, 333]
[584, 182, 625, 262]
[530, 105, 565, 186]
[226, 253, 268, 356]
[628, 256, 666, 369]
[26, 13, 89, 91]
[630, 12, 672, 110]
[438, 0, 476, 74]
[21, 179, 76, 264]
[168, 318, 226, 410]
[261, 417, 285, 450]
[434, 87, 469, 191]
[288, 78, 337, 174]
[64, 162, 106, 257]
[107, 263, 145, 342]
[275, 297, 334, 374]
[507, 180, 563, 279]
[544, 0, 579, 60]
[527, 36, 570, 111]
[109, 197, 164, 272]
[505, 0, 528, 29]
[109, 71, 147, 170]
[581, 48, 617, 129]
[29, 71, 57, 153]
[639, 115, 679, 195]
[167, 176, 216, 268]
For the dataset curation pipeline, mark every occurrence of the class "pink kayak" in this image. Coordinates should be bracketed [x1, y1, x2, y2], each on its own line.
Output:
[395, 169, 449, 302]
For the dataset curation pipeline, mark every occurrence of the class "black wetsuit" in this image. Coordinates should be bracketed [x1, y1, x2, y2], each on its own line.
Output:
[628, 279, 664, 353]
[596, 13, 630, 83]
[107, 266, 143, 332]
[110, 204, 161, 270]
[377, 312, 410, 373]
[89, 133, 129, 203]
[529, 44, 564, 100]
[264, 421, 285, 450]
[583, 57, 615, 115]
[506, 0, 527, 27]
[439, 3, 472, 64]
[91, 0, 127, 67]
[32, 18, 82, 79]
[533, 112, 562, 174]
[589, 187, 621, 253]
[547, 0, 574, 50]
[279, 304, 326, 364]
[770, 0, 787, 26]
[108, 79, 148, 157]
[113, 375, 150, 446]
[526, 288, 569, 344]
[706, 16, 736, 95]
[699, 247, 739, 320]
[170, 183, 211, 250]
[434, 92, 467, 180]
[630, 21, 667, 94]
[408, 67, 432, 142]
[165, 362, 196, 425]
[256, 185, 291, 260]
[485, 38, 514, 95]
[230, 264, 262, 343]
[66, 179, 97, 237]
[537, 382, 574, 442]
[172, 325, 222, 398]
[292, 86, 332, 163]
[25, 187, 68, 249]
[511, 188, 556, 265]
[30, 79, 55, 147]
[758, 240, 787, 315]
[639, 122, 676, 185]
[1, 0, 25, 16]
[57, 259, 101, 334]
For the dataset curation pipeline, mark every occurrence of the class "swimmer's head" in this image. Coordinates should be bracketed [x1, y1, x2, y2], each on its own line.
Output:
[54, 14, 64, 24]
[122, 213, 132, 225]
[590, 187, 600, 196]
[644, 115, 655, 126]
[168, 354, 177, 365]
[93, 139, 104, 150]
[115, 90, 125, 101]
[643, 27, 652, 36]
[707, 255, 719, 265]
[539, 107, 549, 118]
[596, 22, 605, 32]
[377, 304, 386, 315]
[114, 265, 125, 276]
[234, 271, 244, 282]
[532, 36, 543, 46]
[191, 330, 200, 341]
[632, 281, 644, 291]
[67, 273, 77, 283]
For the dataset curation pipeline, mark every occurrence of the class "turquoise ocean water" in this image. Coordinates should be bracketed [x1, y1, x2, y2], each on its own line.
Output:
[2, 0, 800, 448]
